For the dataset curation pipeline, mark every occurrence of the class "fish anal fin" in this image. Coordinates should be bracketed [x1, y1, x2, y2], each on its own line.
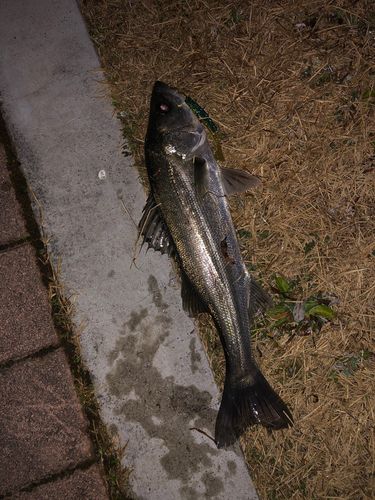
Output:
[181, 270, 207, 317]
[248, 275, 274, 320]
[138, 191, 177, 258]
[215, 370, 293, 448]
[220, 166, 261, 195]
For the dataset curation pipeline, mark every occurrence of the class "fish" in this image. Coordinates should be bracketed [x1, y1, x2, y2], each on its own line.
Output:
[139, 81, 293, 448]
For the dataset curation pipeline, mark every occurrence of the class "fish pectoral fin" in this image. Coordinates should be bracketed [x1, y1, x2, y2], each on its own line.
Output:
[193, 156, 210, 202]
[220, 166, 261, 195]
[181, 270, 208, 317]
[248, 275, 274, 320]
[138, 191, 177, 259]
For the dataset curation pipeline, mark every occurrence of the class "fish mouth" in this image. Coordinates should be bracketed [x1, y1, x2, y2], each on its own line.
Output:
[152, 81, 204, 134]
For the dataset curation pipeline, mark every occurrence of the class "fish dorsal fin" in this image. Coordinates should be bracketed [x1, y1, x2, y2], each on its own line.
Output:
[247, 275, 274, 320]
[138, 191, 177, 259]
[181, 270, 207, 316]
[220, 166, 261, 195]
[193, 156, 209, 202]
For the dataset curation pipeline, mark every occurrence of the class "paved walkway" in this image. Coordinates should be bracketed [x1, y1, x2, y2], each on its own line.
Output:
[0, 141, 109, 498]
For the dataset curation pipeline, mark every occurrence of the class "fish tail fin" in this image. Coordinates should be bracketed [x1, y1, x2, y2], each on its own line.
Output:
[215, 370, 293, 448]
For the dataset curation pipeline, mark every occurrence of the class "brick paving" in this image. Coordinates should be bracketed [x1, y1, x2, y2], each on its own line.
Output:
[0, 142, 109, 498]
[0, 244, 59, 363]
[11, 466, 108, 500]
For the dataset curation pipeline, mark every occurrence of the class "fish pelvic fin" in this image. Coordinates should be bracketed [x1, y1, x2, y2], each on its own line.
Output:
[215, 370, 293, 448]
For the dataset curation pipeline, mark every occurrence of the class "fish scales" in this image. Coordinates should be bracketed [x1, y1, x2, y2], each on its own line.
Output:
[139, 81, 293, 447]
[148, 129, 249, 370]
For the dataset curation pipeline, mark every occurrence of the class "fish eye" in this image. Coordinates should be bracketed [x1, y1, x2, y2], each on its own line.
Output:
[159, 102, 170, 113]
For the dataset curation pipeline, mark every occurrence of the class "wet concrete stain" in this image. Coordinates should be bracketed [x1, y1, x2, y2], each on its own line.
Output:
[125, 308, 149, 332]
[148, 274, 169, 310]
[180, 485, 199, 500]
[226, 460, 237, 477]
[189, 337, 201, 373]
[202, 472, 224, 497]
[148, 274, 173, 330]
[106, 274, 231, 497]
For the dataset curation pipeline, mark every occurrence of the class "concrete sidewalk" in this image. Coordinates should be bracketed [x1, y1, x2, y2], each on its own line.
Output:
[0, 0, 259, 498]
[0, 141, 109, 498]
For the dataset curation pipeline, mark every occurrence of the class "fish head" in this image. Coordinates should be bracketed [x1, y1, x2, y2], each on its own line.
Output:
[146, 81, 207, 160]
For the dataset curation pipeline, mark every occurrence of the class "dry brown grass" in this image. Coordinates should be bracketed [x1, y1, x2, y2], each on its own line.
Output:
[79, 0, 375, 497]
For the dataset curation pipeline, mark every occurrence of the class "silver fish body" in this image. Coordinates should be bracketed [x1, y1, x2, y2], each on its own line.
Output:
[140, 82, 293, 447]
